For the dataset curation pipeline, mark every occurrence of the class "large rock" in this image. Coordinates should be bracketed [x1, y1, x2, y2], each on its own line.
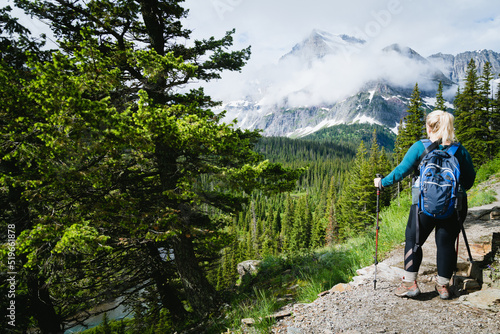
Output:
[237, 260, 261, 285]
[458, 288, 500, 312]
[350, 262, 405, 286]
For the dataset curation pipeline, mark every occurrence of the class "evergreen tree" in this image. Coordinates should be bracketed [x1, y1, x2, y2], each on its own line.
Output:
[455, 59, 488, 165]
[435, 81, 447, 111]
[393, 83, 425, 188]
[292, 195, 312, 250]
[393, 118, 405, 165]
[281, 194, 295, 252]
[2, 0, 302, 328]
[366, 130, 381, 213]
[325, 176, 339, 245]
[397, 83, 425, 161]
[491, 80, 500, 157]
[336, 141, 372, 239]
[310, 213, 327, 249]
[480, 62, 497, 160]
[404, 83, 426, 143]
[377, 147, 394, 205]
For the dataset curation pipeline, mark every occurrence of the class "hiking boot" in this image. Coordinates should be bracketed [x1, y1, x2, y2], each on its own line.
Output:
[435, 283, 450, 299]
[394, 281, 420, 298]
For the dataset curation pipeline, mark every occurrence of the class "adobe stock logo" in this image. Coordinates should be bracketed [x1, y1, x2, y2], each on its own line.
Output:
[339, 0, 409, 62]
[211, 0, 244, 20]
[360, 0, 404, 40]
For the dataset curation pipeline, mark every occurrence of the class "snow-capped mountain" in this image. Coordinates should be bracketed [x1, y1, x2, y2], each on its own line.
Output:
[280, 30, 366, 62]
[220, 30, 500, 137]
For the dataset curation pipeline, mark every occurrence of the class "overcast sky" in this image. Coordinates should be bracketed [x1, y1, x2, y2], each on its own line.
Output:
[181, 0, 500, 103]
[183, 0, 500, 63]
[10, 0, 500, 104]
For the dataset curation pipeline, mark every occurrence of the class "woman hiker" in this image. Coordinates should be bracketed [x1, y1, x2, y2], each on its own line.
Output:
[373, 110, 475, 299]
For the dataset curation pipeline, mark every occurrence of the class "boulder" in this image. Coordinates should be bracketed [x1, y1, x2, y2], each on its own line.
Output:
[237, 260, 261, 285]
[458, 288, 500, 312]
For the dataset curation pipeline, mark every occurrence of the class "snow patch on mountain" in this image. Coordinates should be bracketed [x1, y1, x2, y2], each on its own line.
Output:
[352, 114, 381, 126]
[422, 97, 454, 110]
[368, 90, 376, 103]
[287, 119, 344, 138]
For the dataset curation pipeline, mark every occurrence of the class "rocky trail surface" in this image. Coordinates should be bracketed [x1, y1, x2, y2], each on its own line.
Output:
[269, 182, 500, 334]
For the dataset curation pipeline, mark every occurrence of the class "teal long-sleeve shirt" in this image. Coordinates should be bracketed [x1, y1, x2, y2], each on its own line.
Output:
[382, 140, 476, 191]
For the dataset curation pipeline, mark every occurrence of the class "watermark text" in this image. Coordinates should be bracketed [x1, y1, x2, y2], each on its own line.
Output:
[6, 224, 16, 327]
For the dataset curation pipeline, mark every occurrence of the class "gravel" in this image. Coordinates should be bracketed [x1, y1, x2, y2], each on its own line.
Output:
[271, 279, 500, 334]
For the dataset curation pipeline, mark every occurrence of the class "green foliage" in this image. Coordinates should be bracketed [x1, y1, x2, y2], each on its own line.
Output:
[238, 288, 279, 333]
[466, 153, 500, 208]
[335, 132, 393, 240]
[80, 318, 130, 334]
[491, 81, 500, 157]
[474, 153, 500, 184]
[468, 189, 497, 208]
[1, 0, 301, 331]
[435, 81, 447, 111]
[52, 223, 112, 254]
[454, 59, 497, 166]
[395, 83, 426, 163]
[303, 123, 397, 152]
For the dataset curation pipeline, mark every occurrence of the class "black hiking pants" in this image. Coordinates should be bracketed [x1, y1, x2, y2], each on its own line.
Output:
[403, 203, 466, 279]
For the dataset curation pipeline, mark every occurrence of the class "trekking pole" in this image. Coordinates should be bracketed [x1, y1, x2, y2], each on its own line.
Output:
[374, 174, 383, 290]
[460, 223, 474, 264]
[458, 210, 482, 283]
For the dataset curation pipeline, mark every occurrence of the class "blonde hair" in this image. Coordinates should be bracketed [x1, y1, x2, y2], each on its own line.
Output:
[426, 110, 456, 144]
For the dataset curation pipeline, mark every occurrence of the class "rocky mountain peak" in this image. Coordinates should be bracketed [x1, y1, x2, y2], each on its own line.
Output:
[428, 49, 500, 83]
[280, 29, 366, 61]
[382, 43, 427, 62]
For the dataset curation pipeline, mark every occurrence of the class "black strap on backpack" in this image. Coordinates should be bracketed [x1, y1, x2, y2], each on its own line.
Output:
[413, 139, 442, 177]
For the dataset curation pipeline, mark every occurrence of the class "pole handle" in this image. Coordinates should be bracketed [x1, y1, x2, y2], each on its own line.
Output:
[375, 174, 384, 191]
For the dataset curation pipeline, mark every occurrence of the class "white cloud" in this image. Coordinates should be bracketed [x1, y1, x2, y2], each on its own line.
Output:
[184, 0, 500, 58]
[200, 41, 456, 107]
[182, 0, 500, 103]
[11, 0, 499, 104]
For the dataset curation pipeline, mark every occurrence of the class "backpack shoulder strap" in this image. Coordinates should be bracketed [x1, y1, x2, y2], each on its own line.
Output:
[418, 139, 441, 163]
[421, 138, 432, 147]
[413, 139, 441, 176]
[446, 142, 460, 156]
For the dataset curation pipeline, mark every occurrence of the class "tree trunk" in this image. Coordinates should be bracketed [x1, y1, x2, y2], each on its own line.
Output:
[154, 143, 218, 316]
[171, 233, 218, 316]
[27, 273, 63, 334]
[145, 243, 188, 321]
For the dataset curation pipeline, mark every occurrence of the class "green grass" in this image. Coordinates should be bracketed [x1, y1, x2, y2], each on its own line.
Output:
[468, 188, 497, 207]
[213, 192, 413, 333]
[474, 155, 500, 184]
[467, 153, 500, 208]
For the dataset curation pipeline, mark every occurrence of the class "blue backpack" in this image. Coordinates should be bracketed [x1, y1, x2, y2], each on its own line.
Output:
[416, 139, 461, 219]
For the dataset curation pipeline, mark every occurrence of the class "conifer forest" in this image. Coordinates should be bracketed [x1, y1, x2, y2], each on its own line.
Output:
[1, 1, 500, 333]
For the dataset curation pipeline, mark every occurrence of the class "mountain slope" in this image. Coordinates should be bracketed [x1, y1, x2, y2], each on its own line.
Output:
[221, 30, 500, 138]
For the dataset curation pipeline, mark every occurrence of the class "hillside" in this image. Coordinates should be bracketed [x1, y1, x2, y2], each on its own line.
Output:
[269, 182, 500, 334]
